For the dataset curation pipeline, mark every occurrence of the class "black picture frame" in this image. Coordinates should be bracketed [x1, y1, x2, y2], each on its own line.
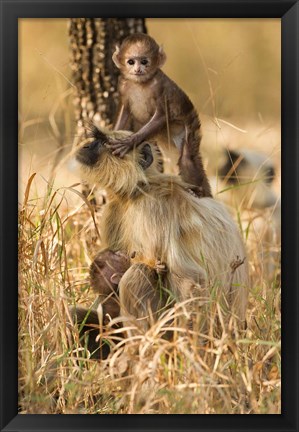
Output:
[1, 1, 298, 431]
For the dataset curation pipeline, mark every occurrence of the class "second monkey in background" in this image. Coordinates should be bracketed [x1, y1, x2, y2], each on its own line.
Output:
[109, 33, 212, 198]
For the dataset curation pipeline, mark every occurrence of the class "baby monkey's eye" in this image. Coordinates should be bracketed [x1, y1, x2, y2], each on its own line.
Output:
[127, 59, 135, 65]
[140, 59, 148, 65]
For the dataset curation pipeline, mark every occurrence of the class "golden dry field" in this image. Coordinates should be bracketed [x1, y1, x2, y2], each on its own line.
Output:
[18, 18, 281, 414]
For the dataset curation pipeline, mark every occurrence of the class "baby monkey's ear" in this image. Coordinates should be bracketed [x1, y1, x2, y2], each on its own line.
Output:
[110, 272, 123, 285]
[112, 45, 121, 68]
[139, 143, 153, 170]
[158, 45, 167, 68]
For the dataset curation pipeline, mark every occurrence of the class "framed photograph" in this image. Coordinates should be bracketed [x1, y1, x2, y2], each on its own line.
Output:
[1, 0, 298, 431]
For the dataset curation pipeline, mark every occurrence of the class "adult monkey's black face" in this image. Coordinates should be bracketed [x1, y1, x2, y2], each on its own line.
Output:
[76, 126, 154, 171]
[76, 129, 108, 167]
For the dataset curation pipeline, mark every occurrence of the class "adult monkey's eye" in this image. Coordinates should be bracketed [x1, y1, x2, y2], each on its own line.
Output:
[140, 59, 148, 65]
[127, 59, 135, 65]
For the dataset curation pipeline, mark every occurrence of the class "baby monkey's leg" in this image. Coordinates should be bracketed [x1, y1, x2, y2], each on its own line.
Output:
[179, 131, 212, 198]
[68, 306, 109, 359]
[68, 304, 124, 360]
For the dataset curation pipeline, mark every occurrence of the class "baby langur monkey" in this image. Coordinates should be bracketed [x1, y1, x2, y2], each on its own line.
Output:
[69, 249, 131, 359]
[69, 248, 169, 359]
[109, 33, 212, 198]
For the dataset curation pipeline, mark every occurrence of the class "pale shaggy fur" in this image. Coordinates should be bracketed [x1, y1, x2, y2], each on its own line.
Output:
[78, 135, 249, 322]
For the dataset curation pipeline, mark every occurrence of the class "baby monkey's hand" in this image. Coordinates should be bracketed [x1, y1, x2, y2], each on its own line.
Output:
[106, 136, 138, 157]
[155, 259, 168, 275]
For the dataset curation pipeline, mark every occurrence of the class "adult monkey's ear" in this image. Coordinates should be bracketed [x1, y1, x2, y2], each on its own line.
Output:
[90, 125, 109, 145]
[112, 45, 121, 68]
[139, 143, 153, 170]
[158, 45, 167, 68]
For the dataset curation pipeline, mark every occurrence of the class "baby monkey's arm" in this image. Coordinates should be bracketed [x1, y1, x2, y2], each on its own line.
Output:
[114, 103, 131, 131]
[108, 109, 166, 157]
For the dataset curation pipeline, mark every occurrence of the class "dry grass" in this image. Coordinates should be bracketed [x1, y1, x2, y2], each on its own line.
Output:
[18, 166, 281, 414]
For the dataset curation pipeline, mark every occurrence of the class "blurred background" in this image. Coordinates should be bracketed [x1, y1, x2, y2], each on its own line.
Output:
[19, 18, 281, 203]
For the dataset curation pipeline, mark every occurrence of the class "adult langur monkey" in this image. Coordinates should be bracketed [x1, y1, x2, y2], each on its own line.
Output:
[72, 126, 248, 348]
